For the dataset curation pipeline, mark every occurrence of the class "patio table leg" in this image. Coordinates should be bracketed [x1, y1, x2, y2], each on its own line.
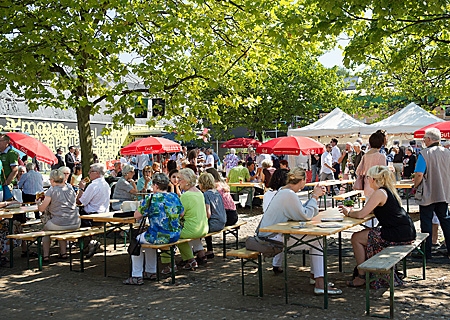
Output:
[8, 218, 13, 268]
[323, 235, 328, 309]
[284, 234, 289, 304]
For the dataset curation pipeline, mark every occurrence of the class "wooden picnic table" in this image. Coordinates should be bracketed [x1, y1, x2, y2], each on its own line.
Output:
[304, 180, 355, 209]
[80, 212, 135, 277]
[395, 182, 414, 213]
[1, 205, 40, 267]
[260, 208, 374, 309]
[227, 182, 264, 210]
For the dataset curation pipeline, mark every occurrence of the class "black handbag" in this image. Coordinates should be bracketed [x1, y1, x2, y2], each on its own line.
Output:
[127, 195, 152, 256]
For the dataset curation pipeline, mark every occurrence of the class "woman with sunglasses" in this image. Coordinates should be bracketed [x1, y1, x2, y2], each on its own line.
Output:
[339, 165, 416, 288]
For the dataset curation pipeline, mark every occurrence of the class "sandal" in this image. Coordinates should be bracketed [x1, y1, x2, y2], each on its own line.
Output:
[143, 272, 157, 281]
[21, 251, 38, 258]
[273, 266, 283, 275]
[123, 277, 144, 285]
[182, 259, 198, 270]
[195, 255, 207, 265]
[347, 273, 366, 287]
[57, 253, 68, 260]
[161, 265, 178, 275]
[43, 256, 50, 264]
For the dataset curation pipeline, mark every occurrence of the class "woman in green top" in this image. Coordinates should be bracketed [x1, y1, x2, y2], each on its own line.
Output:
[177, 168, 208, 270]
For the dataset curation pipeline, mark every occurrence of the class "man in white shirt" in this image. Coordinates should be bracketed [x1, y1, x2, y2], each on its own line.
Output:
[330, 138, 341, 180]
[77, 163, 111, 258]
[320, 144, 336, 194]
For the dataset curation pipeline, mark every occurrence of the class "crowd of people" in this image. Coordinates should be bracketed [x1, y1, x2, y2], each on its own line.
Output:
[1, 130, 450, 298]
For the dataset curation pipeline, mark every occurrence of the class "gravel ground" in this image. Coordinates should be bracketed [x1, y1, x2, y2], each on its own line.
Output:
[1, 192, 449, 320]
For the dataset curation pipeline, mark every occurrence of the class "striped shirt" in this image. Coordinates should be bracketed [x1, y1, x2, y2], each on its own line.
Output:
[18, 170, 44, 195]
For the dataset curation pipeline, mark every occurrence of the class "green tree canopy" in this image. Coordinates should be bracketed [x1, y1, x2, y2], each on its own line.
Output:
[0, 0, 318, 173]
[201, 53, 351, 141]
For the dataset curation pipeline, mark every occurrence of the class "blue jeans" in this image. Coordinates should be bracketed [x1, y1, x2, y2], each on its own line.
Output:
[311, 164, 319, 182]
[419, 202, 450, 258]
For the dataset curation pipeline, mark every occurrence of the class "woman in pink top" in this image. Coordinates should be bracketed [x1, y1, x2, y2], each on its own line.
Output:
[355, 130, 387, 199]
[206, 168, 238, 226]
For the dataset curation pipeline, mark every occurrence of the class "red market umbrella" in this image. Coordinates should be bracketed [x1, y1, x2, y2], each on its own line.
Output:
[6, 132, 58, 165]
[414, 121, 450, 139]
[256, 136, 325, 156]
[220, 138, 261, 148]
[120, 137, 182, 155]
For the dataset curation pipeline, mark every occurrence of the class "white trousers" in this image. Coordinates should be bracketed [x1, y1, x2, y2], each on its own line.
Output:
[270, 234, 324, 278]
[190, 238, 204, 252]
[131, 233, 157, 277]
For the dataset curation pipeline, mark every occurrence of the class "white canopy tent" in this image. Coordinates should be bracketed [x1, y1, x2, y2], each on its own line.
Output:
[359, 102, 444, 135]
[288, 107, 370, 137]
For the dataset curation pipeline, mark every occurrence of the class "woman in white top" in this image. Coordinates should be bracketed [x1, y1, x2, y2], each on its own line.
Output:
[258, 167, 342, 295]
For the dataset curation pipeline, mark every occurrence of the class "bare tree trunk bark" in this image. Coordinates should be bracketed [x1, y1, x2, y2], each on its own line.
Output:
[76, 105, 93, 177]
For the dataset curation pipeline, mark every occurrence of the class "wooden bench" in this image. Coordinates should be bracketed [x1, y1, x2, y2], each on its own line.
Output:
[141, 238, 193, 283]
[358, 232, 429, 319]
[21, 219, 42, 230]
[51, 227, 113, 272]
[203, 221, 247, 259]
[333, 190, 364, 206]
[7, 229, 85, 270]
[227, 248, 263, 297]
[141, 221, 247, 284]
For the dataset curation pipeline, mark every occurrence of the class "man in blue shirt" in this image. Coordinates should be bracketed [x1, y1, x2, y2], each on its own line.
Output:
[414, 128, 450, 260]
[19, 162, 44, 218]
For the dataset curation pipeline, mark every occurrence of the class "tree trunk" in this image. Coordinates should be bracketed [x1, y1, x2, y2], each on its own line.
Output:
[76, 105, 93, 177]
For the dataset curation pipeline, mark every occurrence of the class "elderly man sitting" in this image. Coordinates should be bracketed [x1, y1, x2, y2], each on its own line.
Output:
[18, 163, 44, 218]
[76, 163, 111, 258]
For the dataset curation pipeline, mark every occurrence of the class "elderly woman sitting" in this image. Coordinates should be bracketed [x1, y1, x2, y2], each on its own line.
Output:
[112, 164, 138, 211]
[37, 169, 81, 262]
[175, 168, 209, 271]
[123, 173, 184, 285]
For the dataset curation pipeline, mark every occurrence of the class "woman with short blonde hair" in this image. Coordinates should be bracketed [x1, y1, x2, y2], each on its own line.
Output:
[171, 168, 209, 271]
[198, 173, 227, 260]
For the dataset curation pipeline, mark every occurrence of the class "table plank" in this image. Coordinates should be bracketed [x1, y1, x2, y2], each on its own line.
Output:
[259, 208, 374, 236]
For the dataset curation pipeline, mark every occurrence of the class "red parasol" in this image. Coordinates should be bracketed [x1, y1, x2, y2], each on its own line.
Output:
[220, 138, 261, 148]
[6, 132, 58, 165]
[120, 137, 182, 155]
[414, 121, 450, 139]
[256, 136, 325, 156]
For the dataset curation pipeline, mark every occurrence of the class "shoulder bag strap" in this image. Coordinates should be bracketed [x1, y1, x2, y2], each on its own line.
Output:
[138, 194, 153, 233]
[255, 189, 281, 237]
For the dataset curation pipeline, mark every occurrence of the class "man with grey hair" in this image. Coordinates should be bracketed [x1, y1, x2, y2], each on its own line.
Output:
[18, 162, 44, 218]
[414, 128, 450, 260]
[77, 163, 111, 258]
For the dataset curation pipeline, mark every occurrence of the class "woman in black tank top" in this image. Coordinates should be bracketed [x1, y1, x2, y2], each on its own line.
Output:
[339, 165, 416, 288]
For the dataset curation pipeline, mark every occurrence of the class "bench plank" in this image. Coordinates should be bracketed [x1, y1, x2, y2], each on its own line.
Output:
[7, 230, 75, 241]
[227, 248, 260, 259]
[358, 233, 428, 273]
[333, 190, 363, 201]
[51, 228, 112, 241]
